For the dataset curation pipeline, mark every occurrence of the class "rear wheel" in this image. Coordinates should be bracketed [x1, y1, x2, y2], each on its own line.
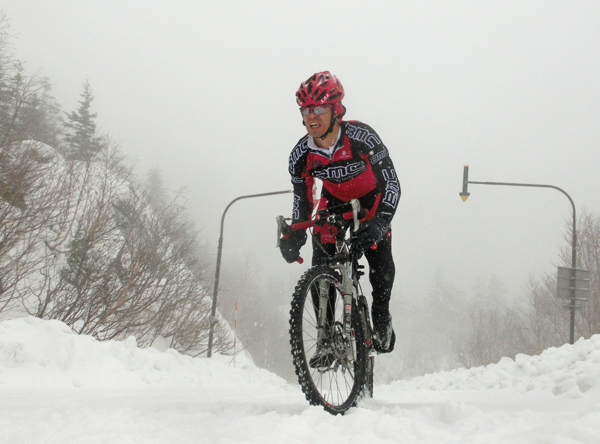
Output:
[357, 295, 374, 399]
[289, 266, 368, 415]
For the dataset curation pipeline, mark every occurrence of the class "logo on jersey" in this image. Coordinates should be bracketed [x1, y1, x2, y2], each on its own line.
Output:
[382, 168, 400, 209]
[310, 160, 367, 183]
[292, 193, 301, 220]
[370, 147, 389, 165]
[289, 139, 308, 175]
[345, 123, 382, 149]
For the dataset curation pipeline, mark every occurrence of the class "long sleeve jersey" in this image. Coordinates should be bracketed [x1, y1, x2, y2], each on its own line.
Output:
[288, 120, 400, 224]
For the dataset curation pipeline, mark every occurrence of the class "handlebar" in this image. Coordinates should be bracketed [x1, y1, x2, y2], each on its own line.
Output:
[277, 199, 363, 240]
[276, 195, 382, 262]
[287, 195, 379, 231]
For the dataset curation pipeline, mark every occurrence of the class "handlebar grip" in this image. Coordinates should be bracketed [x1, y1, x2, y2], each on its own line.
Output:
[297, 257, 304, 264]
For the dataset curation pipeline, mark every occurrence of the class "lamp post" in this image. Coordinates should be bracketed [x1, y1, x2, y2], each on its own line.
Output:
[207, 189, 292, 358]
[459, 166, 579, 344]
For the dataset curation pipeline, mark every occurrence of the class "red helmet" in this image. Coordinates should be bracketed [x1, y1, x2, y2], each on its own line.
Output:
[296, 71, 346, 119]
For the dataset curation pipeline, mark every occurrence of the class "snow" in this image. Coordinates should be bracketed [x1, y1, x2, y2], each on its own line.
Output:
[393, 338, 600, 398]
[1, 317, 600, 443]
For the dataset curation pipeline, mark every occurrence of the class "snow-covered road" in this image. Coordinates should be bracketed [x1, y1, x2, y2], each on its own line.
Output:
[1, 317, 599, 443]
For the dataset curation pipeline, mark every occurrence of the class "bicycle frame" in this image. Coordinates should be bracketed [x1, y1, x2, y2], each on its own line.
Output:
[277, 198, 377, 363]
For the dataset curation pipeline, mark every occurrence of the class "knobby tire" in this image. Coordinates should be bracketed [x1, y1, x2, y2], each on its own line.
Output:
[289, 266, 369, 415]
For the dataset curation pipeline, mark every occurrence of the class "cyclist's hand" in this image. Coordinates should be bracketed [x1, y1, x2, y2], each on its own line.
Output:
[355, 216, 389, 249]
[279, 230, 307, 263]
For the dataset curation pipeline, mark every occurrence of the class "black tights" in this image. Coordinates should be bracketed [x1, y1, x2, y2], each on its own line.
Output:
[311, 231, 395, 327]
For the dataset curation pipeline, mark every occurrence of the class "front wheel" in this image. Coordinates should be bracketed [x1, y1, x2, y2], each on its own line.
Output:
[289, 266, 368, 415]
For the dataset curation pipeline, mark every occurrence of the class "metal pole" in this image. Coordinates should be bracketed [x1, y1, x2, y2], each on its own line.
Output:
[207, 190, 292, 357]
[462, 169, 578, 343]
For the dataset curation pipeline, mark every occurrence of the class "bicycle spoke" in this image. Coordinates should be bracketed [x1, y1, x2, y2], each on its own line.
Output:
[290, 266, 368, 415]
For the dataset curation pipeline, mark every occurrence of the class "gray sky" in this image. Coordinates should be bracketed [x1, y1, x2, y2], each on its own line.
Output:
[3, 0, 600, 305]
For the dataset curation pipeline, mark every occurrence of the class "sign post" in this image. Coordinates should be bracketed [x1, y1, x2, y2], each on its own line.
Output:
[207, 190, 292, 358]
[459, 166, 585, 344]
[557, 266, 590, 303]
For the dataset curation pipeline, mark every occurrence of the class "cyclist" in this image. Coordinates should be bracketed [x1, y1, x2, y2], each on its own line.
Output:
[280, 71, 400, 361]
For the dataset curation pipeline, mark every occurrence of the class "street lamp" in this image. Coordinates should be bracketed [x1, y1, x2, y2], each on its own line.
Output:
[207, 190, 292, 358]
[459, 166, 586, 344]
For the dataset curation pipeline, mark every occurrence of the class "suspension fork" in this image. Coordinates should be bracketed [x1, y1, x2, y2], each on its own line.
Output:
[328, 262, 357, 361]
[316, 278, 331, 343]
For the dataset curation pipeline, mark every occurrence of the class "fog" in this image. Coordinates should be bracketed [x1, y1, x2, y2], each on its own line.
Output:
[4, 1, 600, 330]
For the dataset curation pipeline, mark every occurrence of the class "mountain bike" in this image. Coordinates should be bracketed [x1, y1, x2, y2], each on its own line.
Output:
[276, 198, 377, 415]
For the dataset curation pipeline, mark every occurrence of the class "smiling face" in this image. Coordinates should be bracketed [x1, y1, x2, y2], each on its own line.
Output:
[301, 105, 333, 139]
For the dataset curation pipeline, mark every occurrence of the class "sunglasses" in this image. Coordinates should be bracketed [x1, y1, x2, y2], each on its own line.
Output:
[300, 105, 329, 116]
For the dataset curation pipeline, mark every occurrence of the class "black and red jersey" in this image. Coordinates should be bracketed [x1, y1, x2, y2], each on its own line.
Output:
[288, 120, 400, 225]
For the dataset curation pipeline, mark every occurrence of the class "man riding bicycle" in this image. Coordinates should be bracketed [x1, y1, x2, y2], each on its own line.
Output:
[279, 70, 400, 356]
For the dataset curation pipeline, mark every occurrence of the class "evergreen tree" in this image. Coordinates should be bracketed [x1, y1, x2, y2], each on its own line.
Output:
[0, 14, 61, 147]
[24, 80, 63, 147]
[64, 80, 102, 160]
[144, 167, 169, 211]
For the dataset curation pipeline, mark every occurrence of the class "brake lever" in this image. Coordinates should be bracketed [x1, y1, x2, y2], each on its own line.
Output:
[276, 216, 286, 248]
[350, 199, 360, 232]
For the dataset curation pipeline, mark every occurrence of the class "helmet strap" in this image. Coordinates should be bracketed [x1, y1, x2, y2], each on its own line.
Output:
[318, 112, 337, 141]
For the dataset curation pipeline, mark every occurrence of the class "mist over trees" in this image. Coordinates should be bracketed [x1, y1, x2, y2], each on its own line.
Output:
[381, 212, 600, 381]
[2, 9, 599, 380]
[219, 207, 600, 383]
[217, 251, 298, 379]
[63, 79, 103, 161]
[0, 13, 232, 356]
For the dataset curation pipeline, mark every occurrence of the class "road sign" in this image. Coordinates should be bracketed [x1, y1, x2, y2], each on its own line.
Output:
[556, 267, 590, 301]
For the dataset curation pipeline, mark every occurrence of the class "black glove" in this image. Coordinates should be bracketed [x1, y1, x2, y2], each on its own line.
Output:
[279, 230, 307, 263]
[355, 216, 389, 249]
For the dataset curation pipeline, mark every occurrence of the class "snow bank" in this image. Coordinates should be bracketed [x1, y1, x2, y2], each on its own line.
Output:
[393, 335, 600, 398]
[3, 315, 600, 402]
[0, 316, 287, 392]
